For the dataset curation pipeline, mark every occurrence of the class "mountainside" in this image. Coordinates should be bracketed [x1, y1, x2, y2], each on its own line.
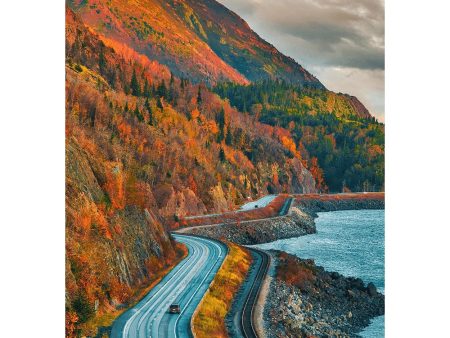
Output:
[67, 0, 323, 87]
[65, 0, 384, 335]
[180, 0, 324, 87]
[214, 81, 384, 192]
[65, 7, 318, 334]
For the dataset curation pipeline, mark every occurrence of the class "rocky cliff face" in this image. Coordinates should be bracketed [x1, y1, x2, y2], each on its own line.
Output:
[66, 138, 183, 334]
[341, 94, 372, 120]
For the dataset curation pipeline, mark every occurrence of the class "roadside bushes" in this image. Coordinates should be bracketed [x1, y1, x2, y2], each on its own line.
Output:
[192, 243, 252, 338]
[72, 292, 95, 324]
[178, 194, 290, 229]
[277, 251, 316, 290]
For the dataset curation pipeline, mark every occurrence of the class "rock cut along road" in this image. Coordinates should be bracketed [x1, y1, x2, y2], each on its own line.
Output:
[111, 234, 227, 338]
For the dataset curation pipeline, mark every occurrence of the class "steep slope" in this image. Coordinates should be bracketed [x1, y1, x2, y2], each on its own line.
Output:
[65, 0, 385, 333]
[65, 136, 186, 336]
[183, 0, 324, 87]
[67, 0, 249, 85]
[214, 81, 384, 192]
[66, 0, 323, 88]
[66, 8, 318, 334]
[65, 6, 317, 203]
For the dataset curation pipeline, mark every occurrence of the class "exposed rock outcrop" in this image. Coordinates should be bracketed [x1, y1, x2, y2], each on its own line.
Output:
[154, 184, 208, 218]
[66, 138, 183, 332]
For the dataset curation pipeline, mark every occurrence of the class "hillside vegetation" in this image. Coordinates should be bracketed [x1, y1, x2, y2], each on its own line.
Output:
[214, 81, 384, 192]
[65, 0, 384, 335]
[67, 0, 323, 87]
[65, 7, 317, 336]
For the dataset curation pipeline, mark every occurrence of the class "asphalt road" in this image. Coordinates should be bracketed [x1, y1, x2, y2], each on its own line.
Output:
[279, 197, 293, 216]
[111, 234, 227, 338]
[239, 195, 277, 211]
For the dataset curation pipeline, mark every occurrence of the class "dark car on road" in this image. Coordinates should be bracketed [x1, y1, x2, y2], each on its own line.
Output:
[169, 304, 181, 314]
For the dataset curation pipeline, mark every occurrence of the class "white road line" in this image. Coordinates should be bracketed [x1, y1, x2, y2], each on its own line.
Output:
[120, 235, 225, 338]
[173, 239, 223, 337]
[123, 237, 199, 337]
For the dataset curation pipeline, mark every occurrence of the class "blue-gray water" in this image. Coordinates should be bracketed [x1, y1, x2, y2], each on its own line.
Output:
[255, 209, 385, 337]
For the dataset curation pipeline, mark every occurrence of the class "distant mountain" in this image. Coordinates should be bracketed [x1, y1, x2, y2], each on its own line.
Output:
[67, 0, 323, 88]
[181, 0, 325, 87]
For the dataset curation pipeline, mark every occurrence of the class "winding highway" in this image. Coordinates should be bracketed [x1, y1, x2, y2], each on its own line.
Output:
[111, 234, 227, 338]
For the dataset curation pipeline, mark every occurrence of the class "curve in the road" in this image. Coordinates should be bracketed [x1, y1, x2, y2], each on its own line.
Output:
[111, 234, 227, 338]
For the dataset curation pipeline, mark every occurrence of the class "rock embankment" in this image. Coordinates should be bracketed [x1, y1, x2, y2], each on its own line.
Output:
[264, 251, 384, 338]
[293, 193, 384, 218]
[180, 206, 316, 245]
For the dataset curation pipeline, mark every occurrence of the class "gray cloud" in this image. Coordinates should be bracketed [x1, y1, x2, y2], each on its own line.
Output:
[218, 0, 385, 119]
[221, 0, 384, 70]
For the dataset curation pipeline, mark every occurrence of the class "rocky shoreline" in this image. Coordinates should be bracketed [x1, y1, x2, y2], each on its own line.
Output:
[178, 194, 385, 337]
[293, 193, 385, 218]
[264, 251, 384, 338]
[179, 193, 384, 246]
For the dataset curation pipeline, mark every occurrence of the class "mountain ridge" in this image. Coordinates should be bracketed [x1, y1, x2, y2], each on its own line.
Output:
[67, 0, 325, 89]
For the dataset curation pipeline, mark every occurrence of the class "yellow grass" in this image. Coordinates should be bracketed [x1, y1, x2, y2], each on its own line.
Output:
[192, 242, 252, 338]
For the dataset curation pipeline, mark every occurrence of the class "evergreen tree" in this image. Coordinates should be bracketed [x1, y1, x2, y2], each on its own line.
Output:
[219, 147, 226, 162]
[72, 292, 95, 323]
[168, 73, 176, 103]
[157, 80, 167, 98]
[225, 127, 232, 146]
[98, 48, 106, 74]
[130, 69, 141, 96]
[134, 105, 144, 122]
[89, 106, 96, 127]
[145, 98, 153, 125]
[157, 97, 164, 110]
[143, 78, 151, 98]
[180, 77, 185, 91]
[197, 85, 202, 106]
[124, 102, 129, 113]
[216, 108, 225, 142]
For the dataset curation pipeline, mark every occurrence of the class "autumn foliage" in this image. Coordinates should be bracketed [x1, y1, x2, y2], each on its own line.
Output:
[64, 4, 331, 336]
[277, 252, 316, 290]
[214, 81, 384, 192]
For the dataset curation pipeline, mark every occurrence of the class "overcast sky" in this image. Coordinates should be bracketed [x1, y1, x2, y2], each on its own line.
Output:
[218, 0, 385, 121]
